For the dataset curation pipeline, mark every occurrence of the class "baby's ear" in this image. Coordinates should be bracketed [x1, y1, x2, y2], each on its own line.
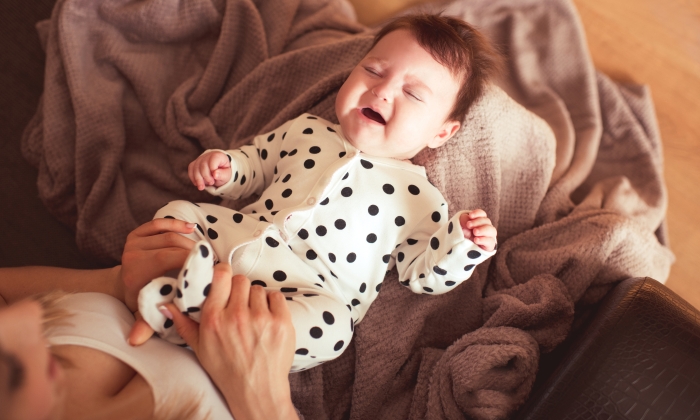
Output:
[428, 119, 461, 149]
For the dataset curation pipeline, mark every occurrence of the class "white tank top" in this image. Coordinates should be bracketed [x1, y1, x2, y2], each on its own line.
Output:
[46, 293, 233, 420]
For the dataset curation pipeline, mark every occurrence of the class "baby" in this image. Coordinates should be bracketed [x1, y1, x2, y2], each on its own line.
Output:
[139, 14, 501, 372]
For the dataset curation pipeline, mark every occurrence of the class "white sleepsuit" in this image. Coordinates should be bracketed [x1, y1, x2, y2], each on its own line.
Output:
[139, 114, 495, 372]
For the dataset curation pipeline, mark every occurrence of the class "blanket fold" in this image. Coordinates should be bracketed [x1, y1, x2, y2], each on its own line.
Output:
[22, 0, 674, 418]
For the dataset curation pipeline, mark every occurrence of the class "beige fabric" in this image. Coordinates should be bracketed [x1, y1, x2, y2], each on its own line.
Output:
[22, 0, 673, 417]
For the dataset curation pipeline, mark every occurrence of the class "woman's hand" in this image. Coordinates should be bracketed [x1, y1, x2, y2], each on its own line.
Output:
[165, 263, 298, 420]
[119, 218, 197, 312]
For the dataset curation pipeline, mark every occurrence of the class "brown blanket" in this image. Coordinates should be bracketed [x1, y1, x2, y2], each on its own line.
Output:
[22, 0, 674, 418]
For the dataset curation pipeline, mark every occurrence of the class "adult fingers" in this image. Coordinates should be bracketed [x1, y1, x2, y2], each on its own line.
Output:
[127, 218, 196, 240]
[228, 274, 251, 312]
[128, 313, 155, 346]
[167, 303, 201, 352]
[248, 285, 269, 316]
[203, 263, 234, 312]
[268, 291, 292, 322]
[129, 231, 196, 252]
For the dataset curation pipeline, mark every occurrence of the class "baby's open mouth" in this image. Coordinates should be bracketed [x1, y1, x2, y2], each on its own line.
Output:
[361, 108, 386, 125]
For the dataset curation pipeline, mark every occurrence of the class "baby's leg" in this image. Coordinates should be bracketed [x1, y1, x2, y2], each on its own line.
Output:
[241, 231, 354, 372]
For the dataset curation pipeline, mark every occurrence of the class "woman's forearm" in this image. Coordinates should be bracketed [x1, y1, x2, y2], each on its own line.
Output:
[0, 266, 123, 304]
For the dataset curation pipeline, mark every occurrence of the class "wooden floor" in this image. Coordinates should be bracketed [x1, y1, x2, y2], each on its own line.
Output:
[349, 0, 700, 310]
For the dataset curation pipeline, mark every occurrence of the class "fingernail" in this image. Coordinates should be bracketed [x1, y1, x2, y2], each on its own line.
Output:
[185, 222, 196, 228]
[158, 305, 173, 320]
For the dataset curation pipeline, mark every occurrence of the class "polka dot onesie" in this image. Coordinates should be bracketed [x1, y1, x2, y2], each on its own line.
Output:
[139, 114, 496, 372]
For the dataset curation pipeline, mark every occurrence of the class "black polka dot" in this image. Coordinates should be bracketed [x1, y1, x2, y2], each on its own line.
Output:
[339, 151, 346, 158]
[289, 149, 297, 156]
[445, 281, 456, 286]
[408, 185, 420, 195]
[267, 133, 275, 142]
[240, 175, 246, 185]
[177, 288, 183, 298]
[241, 151, 249, 158]
[341, 187, 353, 197]
[400, 280, 410, 286]
[323, 312, 335, 325]
[307, 116, 317, 120]
[303, 128, 313, 135]
[251, 280, 267, 287]
[199, 244, 209, 258]
[334, 341, 344, 351]
[320, 197, 329, 205]
[281, 287, 297, 293]
[206, 215, 218, 223]
[359, 283, 366, 293]
[395, 216, 405, 226]
[298, 229, 309, 239]
[423, 287, 433, 293]
[360, 159, 373, 169]
[273, 271, 287, 281]
[342, 172, 349, 180]
[265, 199, 274, 210]
[207, 228, 218, 240]
[295, 348, 309, 355]
[430, 237, 440, 250]
[286, 297, 293, 301]
[383, 184, 395, 194]
[433, 266, 447, 275]
[347, 253, 356, 263]
[447, 249, 452, 255]
[334, 219, 346, 230]
[266, 237, 279, 248]
[330, 271, 337, 278]
[318, 275, 325, 282]
[366, 233, 377, 243]
[261, 149, 268, 160]
[397, 252, 404, 262]
[282, 188, 292, 198]
[183, 269, 188, 277]
[432, 211, 441, 222]
[328, 253, 336, 263]
[368, 205, 379, 216]
[163, 215, 175, 219]
[271, 211, 278, 215]
[382, 254, 391, 264]
[187, 306, 201, 313]
[304, 159, 315, 169]
[233, 171, 238, 182]
[306, 249, 317, 260]
[464, 264, 475, 271]
[310, 327, 323, 338]
[164, 319, 173, 329]
[233, 213, 243, 223]
[407, 238, 418, 245]
[304, 293, 318, 298]
[448, 222, 454, 234]
[280, 150, 288, 158]
[274, 166, 278, 175]
[468, 250, 482, 259]
[350, 318, 354, 331]
[259, 216, 267, 222]
[351, 299, 360, 306]
[282, 174, 291, 183]
[316, 226, 327, 236]
[159, 285, 173, 296]
[419, 273, 425, 278]
[309, 146, 321, 154]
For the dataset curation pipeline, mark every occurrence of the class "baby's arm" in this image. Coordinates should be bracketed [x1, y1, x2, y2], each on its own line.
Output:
[393, 208, 497, 295]
[191, 119, 294, 200]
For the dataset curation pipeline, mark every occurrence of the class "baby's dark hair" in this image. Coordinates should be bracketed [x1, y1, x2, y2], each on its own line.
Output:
[371, 13, 504, 122]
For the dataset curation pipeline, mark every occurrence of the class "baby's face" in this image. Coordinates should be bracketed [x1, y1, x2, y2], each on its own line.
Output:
[335, 29, 462, 160]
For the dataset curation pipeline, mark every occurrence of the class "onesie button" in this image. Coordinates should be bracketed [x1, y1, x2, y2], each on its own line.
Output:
[307, 197, 316, 205]
[253, 230, 262, 237]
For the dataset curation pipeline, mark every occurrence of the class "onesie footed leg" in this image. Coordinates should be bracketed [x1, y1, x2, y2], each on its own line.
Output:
[138, 241, 215, 345]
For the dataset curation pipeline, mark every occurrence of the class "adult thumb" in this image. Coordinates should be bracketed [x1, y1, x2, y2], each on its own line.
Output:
[166, 303, 200, 351]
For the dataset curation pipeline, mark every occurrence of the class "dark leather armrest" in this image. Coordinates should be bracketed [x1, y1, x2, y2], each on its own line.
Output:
[516, 277, 700, 420]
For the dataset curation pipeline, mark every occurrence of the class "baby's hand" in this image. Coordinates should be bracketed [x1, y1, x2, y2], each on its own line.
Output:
[459, 209, 497, 252]
[188, 151, 233, 190]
